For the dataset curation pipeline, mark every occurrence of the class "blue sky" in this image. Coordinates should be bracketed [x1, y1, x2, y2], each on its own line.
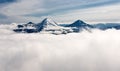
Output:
[0, 0, 120, 24]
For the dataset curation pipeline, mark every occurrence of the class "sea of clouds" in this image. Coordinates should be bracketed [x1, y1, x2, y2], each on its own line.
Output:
[0, 24, 120, 71]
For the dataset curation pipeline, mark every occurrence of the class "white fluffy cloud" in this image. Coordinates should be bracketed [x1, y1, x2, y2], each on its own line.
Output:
[1, 25, 120, 71]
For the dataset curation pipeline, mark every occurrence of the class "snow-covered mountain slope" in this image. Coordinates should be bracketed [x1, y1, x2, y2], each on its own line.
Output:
[36, 18, 61, 31]
[36, 18, 73, 34]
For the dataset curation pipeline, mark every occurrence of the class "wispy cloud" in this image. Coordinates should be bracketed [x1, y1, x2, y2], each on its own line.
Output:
[0, 0, 120, 24]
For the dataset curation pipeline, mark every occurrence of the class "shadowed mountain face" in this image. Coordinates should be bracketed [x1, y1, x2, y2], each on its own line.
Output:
[66, 20, 94, 32]
[67, 20, 87, 27]
[66, 20, 93, 28]
[13, 22, 37, 33]
[27, 22, 34, 24]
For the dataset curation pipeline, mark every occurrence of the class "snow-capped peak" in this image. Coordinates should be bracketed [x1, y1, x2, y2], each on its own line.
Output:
[36, 18, 60, 31]
[40, 18, 58, 26]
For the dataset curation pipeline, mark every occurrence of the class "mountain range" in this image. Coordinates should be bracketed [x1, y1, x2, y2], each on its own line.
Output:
[13, 18, 120, 35]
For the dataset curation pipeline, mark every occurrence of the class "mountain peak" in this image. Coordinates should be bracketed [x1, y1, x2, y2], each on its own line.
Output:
[41, 18, 58, 26]
[36, 18, 59, 31]
[73, 20, 86, 25]
[44, 18, 50, 21]
[27, 22, 34, 24]
[43, 18, 50, 22]
[67, 20, 87, 27]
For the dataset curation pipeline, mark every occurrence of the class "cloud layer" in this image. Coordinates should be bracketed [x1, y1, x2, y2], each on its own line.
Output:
[0, 0, 120, 24]
[1, 25, 120, 71]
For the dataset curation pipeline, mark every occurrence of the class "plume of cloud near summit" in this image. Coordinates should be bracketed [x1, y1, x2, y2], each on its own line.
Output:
[0, 0, 120, 24]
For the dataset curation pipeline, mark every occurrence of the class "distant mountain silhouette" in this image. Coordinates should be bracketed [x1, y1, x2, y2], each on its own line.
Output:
[93, 23, 120, 30]
[13, 18, 120, 34]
